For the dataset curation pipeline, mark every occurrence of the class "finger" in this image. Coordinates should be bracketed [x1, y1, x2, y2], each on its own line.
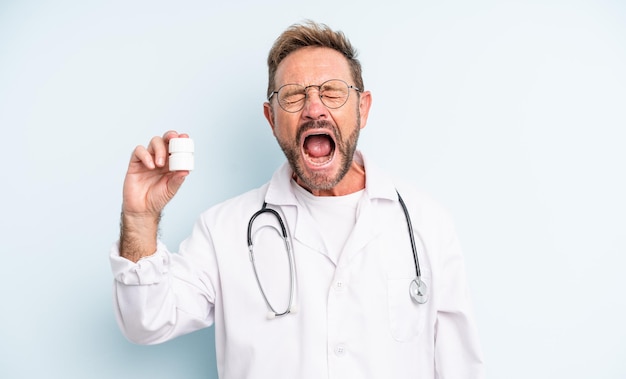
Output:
[162, 130, 180, 142]
[131, 145, 155, 169]
[148, 136, 168, 168]
[163, 131, 191, 142]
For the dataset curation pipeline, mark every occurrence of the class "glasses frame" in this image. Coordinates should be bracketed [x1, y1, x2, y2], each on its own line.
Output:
[268, 79, 361, 113]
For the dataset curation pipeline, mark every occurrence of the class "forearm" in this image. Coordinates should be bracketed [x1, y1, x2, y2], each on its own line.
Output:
[112, 246, 189, 345]
[110, 236, 216, 345]
[119, 211, 160, 262]
[435, 231, 484, 377]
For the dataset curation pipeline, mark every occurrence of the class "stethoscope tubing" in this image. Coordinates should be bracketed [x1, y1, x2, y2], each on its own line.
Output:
[397, 191, 422, 279]
[247, 191, 428, 318]
[247, 204, 296, 317]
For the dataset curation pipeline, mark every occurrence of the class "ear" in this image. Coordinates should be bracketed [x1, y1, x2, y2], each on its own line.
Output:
[263, 102, 276, 133]
[358, 90, 372, 130]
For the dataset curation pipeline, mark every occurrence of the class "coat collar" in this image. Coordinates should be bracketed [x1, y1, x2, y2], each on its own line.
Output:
[262, 150, 400, 266]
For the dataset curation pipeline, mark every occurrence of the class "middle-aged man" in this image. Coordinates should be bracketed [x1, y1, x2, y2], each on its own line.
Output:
[111, 20, 484, 379]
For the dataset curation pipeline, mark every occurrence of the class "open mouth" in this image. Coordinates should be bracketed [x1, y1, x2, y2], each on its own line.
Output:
[302, 132, 336, 166]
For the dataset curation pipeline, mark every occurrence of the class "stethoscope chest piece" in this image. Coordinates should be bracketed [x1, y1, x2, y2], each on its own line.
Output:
[409, 277, 428, 304]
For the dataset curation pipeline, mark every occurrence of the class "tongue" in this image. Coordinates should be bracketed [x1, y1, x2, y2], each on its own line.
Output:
[304, 135, 332, 158]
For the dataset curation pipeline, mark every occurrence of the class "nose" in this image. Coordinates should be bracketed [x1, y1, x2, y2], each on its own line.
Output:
[301, 86, 328, 120]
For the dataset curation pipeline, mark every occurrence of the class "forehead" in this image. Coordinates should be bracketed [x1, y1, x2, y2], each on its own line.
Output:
[275, 47, 352, 86]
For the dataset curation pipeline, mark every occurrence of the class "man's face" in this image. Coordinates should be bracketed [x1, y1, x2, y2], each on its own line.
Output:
[263, 47, 371, 194]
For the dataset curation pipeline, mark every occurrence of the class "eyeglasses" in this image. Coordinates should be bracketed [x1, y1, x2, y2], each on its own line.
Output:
[268, 79, 361, 113]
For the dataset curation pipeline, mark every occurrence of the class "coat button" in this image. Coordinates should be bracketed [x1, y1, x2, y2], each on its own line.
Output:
[334, 344, 346, 356]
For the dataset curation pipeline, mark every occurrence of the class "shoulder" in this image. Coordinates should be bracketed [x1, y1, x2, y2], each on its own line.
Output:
[195, 161, 292, 230]
[392, 178, 457, 233]
[198, 183, 270, 227]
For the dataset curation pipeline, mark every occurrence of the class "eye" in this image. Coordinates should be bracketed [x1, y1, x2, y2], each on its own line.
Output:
[282, 97, 305, 106]
[279, 85, 306, 104]
[320, 82, 348, 101]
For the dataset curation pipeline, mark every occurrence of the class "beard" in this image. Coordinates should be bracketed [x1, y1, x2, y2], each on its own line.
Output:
[276, 116, 361, 192]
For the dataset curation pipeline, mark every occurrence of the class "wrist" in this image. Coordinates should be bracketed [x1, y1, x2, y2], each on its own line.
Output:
[119, 210, 160, 262]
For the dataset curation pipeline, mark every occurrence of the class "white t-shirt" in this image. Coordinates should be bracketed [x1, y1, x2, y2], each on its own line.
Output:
[291, 179, 364, 265]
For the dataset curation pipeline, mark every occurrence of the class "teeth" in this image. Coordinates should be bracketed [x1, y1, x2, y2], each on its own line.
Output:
[305, 154, 332, 166]
[303, 149, 332, 165]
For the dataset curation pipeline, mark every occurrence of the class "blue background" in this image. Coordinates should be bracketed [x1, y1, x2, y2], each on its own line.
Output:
[1, 0, 625, 378]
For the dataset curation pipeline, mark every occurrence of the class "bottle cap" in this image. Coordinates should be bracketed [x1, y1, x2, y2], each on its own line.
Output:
[169, 138, 194, 153]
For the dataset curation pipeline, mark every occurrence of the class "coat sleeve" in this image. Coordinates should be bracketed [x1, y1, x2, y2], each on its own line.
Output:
[110, 216, 219, 345]
[434, 216, 485, 379]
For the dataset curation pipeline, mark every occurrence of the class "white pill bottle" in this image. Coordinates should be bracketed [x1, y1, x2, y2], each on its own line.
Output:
[168, 138, 194, 171]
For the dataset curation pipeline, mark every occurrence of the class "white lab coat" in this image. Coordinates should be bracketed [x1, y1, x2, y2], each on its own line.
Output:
[110, 152, 484, 379]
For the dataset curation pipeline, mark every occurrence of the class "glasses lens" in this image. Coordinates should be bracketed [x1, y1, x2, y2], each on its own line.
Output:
[278, 84, 306, 112]
[320, 80, 349, 109]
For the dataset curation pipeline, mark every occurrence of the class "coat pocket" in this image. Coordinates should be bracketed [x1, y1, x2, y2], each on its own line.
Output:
[387, 275, 430, 342]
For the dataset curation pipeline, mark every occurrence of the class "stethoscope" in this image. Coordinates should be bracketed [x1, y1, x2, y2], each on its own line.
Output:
[247, 191, 428, 319]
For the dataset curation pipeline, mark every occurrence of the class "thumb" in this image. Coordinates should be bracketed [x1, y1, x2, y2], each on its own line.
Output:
[167, 172, 188, 197]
